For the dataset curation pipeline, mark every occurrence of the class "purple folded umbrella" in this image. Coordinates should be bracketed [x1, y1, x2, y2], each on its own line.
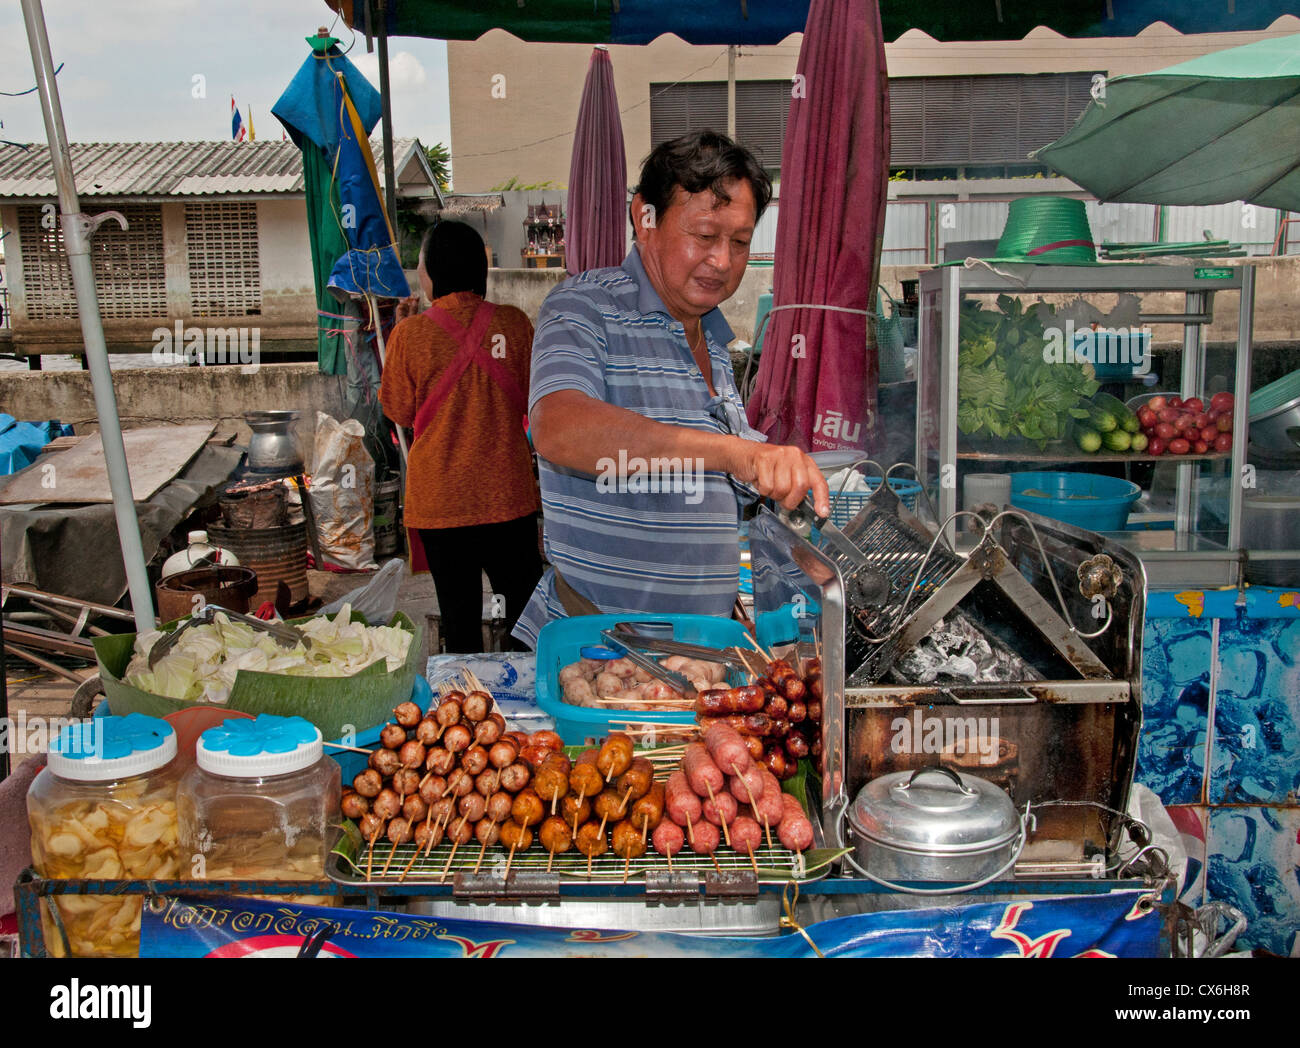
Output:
[566, 47, 628, 276]
[746, 0, 889, 453]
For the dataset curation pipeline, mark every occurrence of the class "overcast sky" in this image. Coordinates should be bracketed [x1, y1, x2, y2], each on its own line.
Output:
[0, 0, 452, 149]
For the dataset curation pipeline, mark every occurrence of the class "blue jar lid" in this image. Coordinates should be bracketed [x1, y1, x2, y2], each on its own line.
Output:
[196, 714, 322, 777]
[47, 713, 177, 782]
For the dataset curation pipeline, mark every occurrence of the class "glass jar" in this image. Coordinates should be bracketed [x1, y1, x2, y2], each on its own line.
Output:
[177, 714, 340, 904]
[26, 713, 180, 958]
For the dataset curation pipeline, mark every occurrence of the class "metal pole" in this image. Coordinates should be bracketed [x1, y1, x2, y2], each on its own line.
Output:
[20, 0, 156, 633]
[727, 46, 737, 139]
[376, 0, 399, 233]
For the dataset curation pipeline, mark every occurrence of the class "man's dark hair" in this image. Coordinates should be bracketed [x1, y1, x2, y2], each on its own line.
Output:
[633, 130, 772, 228]
[419, 220, 488, 298]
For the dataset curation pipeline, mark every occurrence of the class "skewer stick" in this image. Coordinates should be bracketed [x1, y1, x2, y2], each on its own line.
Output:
[439, 835, 461, 883]
[322, 741, 373, 755]
[704, 780, 731, 847]
[597, 813, 609, 839]
[641, 814, 650, 847]
[619, 785, 633, 816]
[366, 827, 382, 880]
[586, 850, 594, 877]
[666, 848, 673, 873]
[685, 812, 695, 846]
[572, 808, 582, 837]
[623, 851, 631, 884]
[505, 842, 517, 879]
[746, 843, 759, 874]
[381, 838, 400, 877]
[551, 792, 558, 817]
[473, 820, 496, 875]
[710, 850, 722, 874]
[421, 808, 446, 859]
[547, 846, 556, 873]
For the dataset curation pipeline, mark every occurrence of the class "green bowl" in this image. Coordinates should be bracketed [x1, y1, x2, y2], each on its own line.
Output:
[93, 611, 423, 742]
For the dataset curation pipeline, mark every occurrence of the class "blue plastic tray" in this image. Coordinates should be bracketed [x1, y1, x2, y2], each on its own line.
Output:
[535, 613, 752, 744]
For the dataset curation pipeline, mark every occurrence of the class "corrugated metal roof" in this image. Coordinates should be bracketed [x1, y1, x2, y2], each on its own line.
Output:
[0, 136, 435, 202]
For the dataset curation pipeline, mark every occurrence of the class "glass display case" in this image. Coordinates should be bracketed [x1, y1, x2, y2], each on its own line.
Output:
[916, 263, 1262, 587]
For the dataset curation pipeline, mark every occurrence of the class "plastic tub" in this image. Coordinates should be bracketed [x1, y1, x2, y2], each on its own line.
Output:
[1241, 495, 1300, 587]
[535, 613, 752, 744]
[1009, 471, 1141, 532]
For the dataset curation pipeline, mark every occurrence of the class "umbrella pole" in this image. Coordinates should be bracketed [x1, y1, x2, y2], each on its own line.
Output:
[20, 0, 155, 633]
[366, 293, 409, 469]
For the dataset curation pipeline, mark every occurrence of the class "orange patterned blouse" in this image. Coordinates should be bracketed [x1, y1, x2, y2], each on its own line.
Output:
[380, 291, 540, 530]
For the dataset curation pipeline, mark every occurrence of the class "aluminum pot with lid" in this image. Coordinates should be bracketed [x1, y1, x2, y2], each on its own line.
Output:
[244, 410, 303, 474]
[843, 765, 1031, 894]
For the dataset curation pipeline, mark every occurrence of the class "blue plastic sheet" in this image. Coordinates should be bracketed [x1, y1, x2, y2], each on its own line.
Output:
[141, 889, 1161, 958]
[0, 415, 73, 476]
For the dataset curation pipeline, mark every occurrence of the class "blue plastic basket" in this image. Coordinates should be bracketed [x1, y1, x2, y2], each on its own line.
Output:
[1010, 471, 1141, 532]
[535, 613, 753, 744]
[828, 477, 923, 527]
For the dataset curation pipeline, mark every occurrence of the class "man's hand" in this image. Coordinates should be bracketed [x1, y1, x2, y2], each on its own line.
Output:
[394, 295, 420, 323]
[728, 440, 830, 518]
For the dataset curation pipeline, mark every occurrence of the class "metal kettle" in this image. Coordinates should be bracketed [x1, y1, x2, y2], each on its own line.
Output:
[244, 410, 303, 474]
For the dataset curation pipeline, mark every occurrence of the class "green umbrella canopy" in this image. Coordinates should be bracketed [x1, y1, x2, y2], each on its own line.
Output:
[1033, 33, 1300, 212]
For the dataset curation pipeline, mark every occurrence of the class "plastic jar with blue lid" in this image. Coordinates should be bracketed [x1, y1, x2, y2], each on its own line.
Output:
[177, 714, 340, 899]
[26, 713, 181, 957]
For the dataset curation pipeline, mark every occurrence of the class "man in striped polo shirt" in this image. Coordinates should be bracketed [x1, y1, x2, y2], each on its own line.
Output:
[513, 131, 829, 648]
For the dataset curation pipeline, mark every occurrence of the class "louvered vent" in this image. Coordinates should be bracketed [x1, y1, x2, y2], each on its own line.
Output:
[186, 202, 261, 317]
[18, 203, 167, 320]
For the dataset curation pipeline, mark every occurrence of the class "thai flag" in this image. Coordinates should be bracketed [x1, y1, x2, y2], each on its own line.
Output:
[231, 97, 246, 142]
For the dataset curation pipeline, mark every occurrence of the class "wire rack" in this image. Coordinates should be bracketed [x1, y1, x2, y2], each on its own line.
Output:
[330, 837, 805, 888]
[842, 504, 965, 685]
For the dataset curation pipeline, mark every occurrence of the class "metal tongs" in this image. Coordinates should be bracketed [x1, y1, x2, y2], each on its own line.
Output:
[147, 603, 308, 667]
[782, 496, 893, 609]
[598, 629, 701, 701]
[607, 623, 754, 670]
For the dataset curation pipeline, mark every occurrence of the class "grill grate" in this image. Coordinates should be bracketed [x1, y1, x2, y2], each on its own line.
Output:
[837, 497, 964, 684]
[335, 839, 805, 887]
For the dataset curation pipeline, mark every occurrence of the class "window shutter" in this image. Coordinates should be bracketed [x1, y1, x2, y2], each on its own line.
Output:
[186, 202, 262, 317]
[19, 203, 166, 320]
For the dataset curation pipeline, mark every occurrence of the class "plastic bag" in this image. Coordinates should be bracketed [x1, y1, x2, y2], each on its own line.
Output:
[319, 557, 405, 624]
[309, 411, 377, 571]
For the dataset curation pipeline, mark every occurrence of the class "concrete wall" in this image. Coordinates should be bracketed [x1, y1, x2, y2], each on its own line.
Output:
[257, 198, 316, 323]
[0, 363, 347, 469]
[483, 264, 775, 344]
[447, 22, 1300, 192]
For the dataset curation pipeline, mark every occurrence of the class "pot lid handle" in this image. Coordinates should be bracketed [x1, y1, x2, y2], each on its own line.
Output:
[894, 765, 976, 796]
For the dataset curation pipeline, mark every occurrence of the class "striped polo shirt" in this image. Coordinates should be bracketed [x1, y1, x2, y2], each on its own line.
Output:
[512, 247, 765, 649]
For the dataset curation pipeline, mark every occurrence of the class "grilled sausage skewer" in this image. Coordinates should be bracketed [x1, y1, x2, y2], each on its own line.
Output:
[703, 780, 731, 847]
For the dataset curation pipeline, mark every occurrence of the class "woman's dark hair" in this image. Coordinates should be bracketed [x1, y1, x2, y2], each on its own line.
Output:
[419, 220, 488, 298]
[633, 130, 772, 227]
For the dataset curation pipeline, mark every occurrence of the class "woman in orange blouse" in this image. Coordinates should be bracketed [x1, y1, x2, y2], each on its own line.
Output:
[380, 221, 542, 652]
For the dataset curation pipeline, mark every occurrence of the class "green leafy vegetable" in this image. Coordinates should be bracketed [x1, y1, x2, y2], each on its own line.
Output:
[957, 298, 1099, 449]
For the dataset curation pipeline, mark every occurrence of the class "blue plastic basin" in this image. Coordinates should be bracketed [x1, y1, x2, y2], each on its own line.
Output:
[1010, 471, 1141, 532]
[535, 613, 752, 744]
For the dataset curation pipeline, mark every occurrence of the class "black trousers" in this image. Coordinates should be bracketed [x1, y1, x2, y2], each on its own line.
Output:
[418, 513, 543, 654]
